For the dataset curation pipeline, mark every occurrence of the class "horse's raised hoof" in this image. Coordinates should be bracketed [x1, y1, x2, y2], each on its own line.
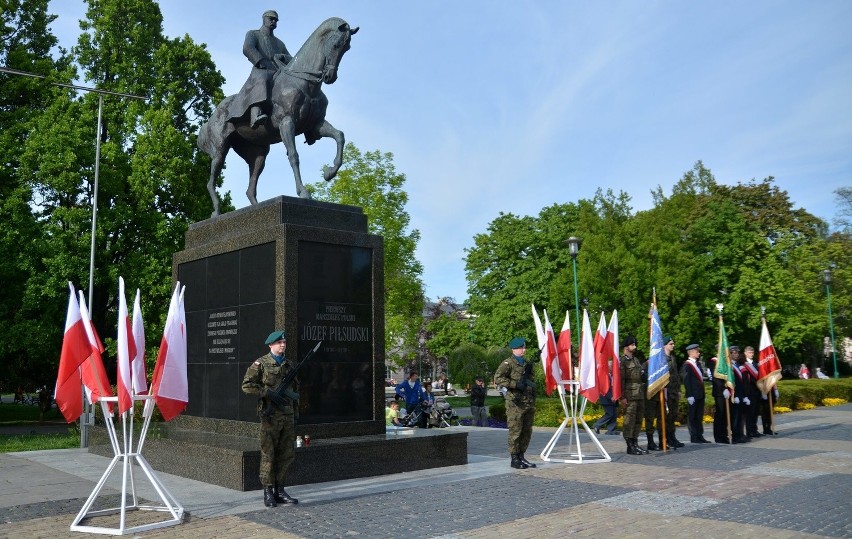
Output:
[297, 188, 313, 200]
[323, 166, 336, 182]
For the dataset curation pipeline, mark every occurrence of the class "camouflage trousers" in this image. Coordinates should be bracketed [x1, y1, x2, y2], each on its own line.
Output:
[259, 411, 295, 487]
[506, 398, 535, 455]
[622, 398, 644, 440]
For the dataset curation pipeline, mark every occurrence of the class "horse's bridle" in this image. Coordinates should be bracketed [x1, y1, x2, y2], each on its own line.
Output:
[280, 29, 344, 84]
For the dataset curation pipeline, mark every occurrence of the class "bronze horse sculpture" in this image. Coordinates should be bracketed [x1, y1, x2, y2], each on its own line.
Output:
[198, 17, 358, 216]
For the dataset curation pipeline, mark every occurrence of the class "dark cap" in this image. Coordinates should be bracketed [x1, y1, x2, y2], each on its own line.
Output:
[685, 343, 700, 351]
[621, 335, 637, 348]
[265, 330, 286, 345]
[663, 335, 673, 345]
[729, 345, 740, 352]
[508, 337, 526, 349]
[475, 376, 484, 382]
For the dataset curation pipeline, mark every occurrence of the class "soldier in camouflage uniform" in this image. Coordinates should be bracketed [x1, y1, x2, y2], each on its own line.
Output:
[242, 330, 299, 507]
[619, 335, 649, 455]
[494, 337, 537, 469]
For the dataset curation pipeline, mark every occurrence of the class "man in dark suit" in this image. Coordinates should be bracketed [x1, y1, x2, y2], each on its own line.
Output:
[682, 344, 710, 444]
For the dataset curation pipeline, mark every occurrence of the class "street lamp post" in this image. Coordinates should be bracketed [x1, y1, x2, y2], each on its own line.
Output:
[566, 237, 582, 347]
[823, 269, 839, 379]
[418, 335, 425, 380]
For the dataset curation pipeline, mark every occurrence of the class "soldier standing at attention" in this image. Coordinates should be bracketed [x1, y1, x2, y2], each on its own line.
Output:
[242, 330, 299, 507]
[682, 344, 711, 444]
[620, 335, 648, 455]
[660, 336, 684, 448]
[495, 337, 537, 469]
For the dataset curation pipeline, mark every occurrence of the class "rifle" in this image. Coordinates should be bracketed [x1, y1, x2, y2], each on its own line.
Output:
[261, 340, 322, 420]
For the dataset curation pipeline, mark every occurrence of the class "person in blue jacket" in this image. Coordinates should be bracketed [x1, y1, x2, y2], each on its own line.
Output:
[395, 370, 426, 425]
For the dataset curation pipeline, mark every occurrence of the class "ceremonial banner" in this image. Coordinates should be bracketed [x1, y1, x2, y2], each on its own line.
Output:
[757, 318, 783, 393]
[556, 311, 573, 383]
[713, 316, 735, 391]
[606, 311, 621, 400]
[578, 309, 599, 402]
[646, 304, 670, 397]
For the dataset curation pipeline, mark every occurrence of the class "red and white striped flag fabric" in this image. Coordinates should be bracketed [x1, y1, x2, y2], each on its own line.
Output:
[116, 277, 135, 415]
[77, 291, 113, 412]
[757, 317, 783, 394]
[150, 283, 188, 421]
[55, 283, 90, 423]
[593, 312, 611, 398]
[543, 310, 559, 395]
[578, 309, 599, 402]
[131, 289, 148, 395]
[606, 310, 621, 400]
[556, 311, 573, 383]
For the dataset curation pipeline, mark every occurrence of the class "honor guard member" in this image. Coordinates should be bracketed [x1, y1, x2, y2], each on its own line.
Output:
[619, 335, 648, 455]
[682, 344, 710, 443]
[660, 336, 684, 448]
[495, 337, 537, 469]
[742, 346, 762, 437]
[242, 330, 299, 507]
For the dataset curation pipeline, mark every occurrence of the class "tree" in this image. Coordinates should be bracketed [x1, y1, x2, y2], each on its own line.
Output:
[4, 0, 225, 388]
[308, 143, 425, 366]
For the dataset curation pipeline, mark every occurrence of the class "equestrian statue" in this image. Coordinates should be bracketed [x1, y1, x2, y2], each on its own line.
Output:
[198, 11, 358, 216]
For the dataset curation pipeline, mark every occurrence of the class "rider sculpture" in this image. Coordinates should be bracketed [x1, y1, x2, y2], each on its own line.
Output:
[229, 10, 293, 128]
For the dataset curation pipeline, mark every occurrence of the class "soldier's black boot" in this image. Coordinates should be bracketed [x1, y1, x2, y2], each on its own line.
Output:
[626, 439, 641, 455]
[273, 483, 298, 504]
[632, 438, 649, 454]
[519, 453, 537, 468]
[669, 437, 685, 448]
[646, 433, 659, 451]
[510, 454, 528, 469]
[263, 486, 277, 507]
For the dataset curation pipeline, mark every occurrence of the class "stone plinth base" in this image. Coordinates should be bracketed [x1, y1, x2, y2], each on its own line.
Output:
[88, 418, 467, 491]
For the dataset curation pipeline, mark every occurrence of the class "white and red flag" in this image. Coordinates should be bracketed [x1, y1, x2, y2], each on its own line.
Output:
[593, 312, 611, 398]
[606, 310, 621, 400]
[116, 277, 136, 415]
[556, 311, 573, 383]
[77, 291, 112, 411]
[578, 309, 599, 402]
[757, 317, 783, 394]
[55, 283, 91, 423]
[131, 289, 148, 395]
[150, 283, 188, 421]
[531, 305, 559, 395]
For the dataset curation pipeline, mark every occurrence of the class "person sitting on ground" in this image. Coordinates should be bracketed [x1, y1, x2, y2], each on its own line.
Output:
[385, 400, 402, 427]
[799, 364, 810, 379]
[815, 367, 830, 379]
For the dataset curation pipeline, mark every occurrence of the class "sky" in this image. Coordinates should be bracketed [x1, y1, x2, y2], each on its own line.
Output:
[47, 1, 852, 302]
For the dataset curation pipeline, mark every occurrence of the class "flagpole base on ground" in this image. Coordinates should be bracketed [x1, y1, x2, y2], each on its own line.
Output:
[539, 382, 611, 464]
[70, 396, 184, 535]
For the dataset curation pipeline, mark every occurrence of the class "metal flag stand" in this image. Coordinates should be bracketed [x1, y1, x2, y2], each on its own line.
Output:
[70, 395, 184, 535]
[540, 381, 611, 464]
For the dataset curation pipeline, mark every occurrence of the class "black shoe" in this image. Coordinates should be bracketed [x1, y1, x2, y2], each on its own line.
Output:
[510, 454, 528, 469]
[750, 431, 763, 438]
[669, 438, 685, 448]
[764, 429, 776, 435]
[632, 438, 649, 454]
[626, 441, 641, 455]
[732, 436, 749, 444]
[263, 486, 277, 507]
[274, 484, 298, 504]
[698, 437, 712, 444]
[715, 438, 730, 444]
[519, 453, 537, 468]
[646, 440, 659, 451]
[593, 425, 601, 434]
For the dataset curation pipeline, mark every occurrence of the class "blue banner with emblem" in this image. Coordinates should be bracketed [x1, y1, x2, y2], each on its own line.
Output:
[646, 304, 670, 398]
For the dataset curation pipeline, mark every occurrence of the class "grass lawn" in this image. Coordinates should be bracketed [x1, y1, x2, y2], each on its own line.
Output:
[0, 432, 79, 452]
[0, 401, 63, 425]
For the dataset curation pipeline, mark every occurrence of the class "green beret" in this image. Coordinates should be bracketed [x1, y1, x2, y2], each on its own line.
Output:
[663, 335, 673, 345]
[265, 330, 286, 345]
[508, 337, 526, 349]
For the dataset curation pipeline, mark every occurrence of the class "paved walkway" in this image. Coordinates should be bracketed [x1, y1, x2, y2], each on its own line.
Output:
[1, 405, 850, 538]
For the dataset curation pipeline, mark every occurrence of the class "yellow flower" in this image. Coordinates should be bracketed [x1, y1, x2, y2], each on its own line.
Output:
[774, 406, 792, 413]
[822, 398, 848, 407]
[795, 402, 816, 410]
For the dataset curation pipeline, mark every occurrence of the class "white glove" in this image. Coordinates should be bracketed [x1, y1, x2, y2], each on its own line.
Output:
[723, 389, 731, 399]
[733, 397, 740, 404]
[774, 389, 779, 399]
[687, 396, 695, 405]
[743, 397, 751, 405]
[499, 387, 508, 397]
[762, 393, 768, 400]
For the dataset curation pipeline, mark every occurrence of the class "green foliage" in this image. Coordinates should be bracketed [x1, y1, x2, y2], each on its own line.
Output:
[489, 401, 506, 422]
[0, 432, 80, 452]
[0, 0, 227, 390]
[464, 161, 849, 366]
[308, 143, 425, 365]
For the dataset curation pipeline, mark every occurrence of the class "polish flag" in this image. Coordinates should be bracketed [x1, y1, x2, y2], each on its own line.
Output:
[543, 310, 559, 395]
[606, 310, 621, 401]
[531, 305, 558, 395]
[556, 311, 573, 383]
[116, 277, 135, 415]
[131, 289, 148, 395]
[578, 309, 599, 402]
[77, 291, 113, 410]
[757, 318, 783, 394]
[55, 283, 90, 423]
[150, 283, 188, 421]
[593, 313, 611, 398]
